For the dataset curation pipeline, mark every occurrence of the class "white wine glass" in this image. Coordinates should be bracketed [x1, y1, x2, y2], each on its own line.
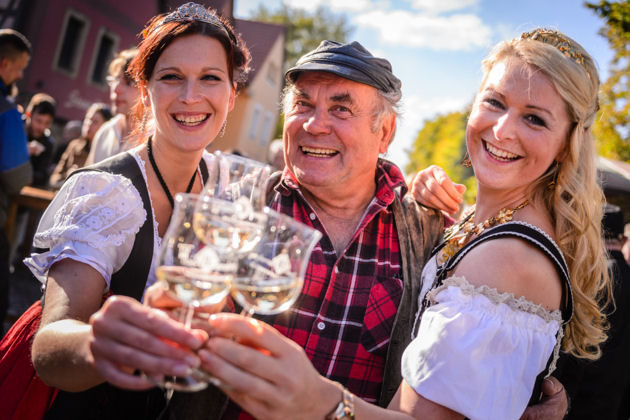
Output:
[203, 151, 272, 211]
[154, 193, 238, 392]
[231, 207, 322, 316]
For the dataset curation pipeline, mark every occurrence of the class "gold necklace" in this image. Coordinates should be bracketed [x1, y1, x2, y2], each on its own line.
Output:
[438, 199, 530, 265]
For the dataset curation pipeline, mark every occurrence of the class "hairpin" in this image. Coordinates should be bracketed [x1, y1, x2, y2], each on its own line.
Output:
[521, 29, 585, 67]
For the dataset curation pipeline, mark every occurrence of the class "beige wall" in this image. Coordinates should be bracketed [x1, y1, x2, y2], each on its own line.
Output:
[210, 34, 284, 162]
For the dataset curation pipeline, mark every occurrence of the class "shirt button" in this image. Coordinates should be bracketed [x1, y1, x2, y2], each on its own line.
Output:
[309, 212, 316, 220]
[317, 321, 326, 330]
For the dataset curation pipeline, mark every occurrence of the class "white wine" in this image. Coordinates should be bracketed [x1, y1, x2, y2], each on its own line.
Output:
[192, 212, 261, 252]
[231, 276, 301, 315]
[157, 265, 232, 306]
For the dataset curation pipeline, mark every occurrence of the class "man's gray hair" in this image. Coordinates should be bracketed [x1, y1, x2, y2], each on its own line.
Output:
[371, 89, 401, 143]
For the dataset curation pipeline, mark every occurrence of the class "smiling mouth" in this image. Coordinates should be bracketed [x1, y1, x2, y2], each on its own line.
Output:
[483, 141, 521, 162]
[300, 146, 338, 157]
[173, 113, 209, 127]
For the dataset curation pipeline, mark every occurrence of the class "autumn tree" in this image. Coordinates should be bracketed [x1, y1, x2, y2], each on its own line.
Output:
[586, 0, 630, 161]
[251, 4, 353, 73]
[405, 109, 477, 203]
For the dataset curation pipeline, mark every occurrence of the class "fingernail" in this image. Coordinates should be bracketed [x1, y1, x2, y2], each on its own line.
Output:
[185, 354, 200, 368]
[173, 363, 192, 376]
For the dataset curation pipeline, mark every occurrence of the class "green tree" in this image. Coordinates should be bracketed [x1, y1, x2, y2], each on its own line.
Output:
[405, 109, 477, 203]
[252, 4, 353, 138]
[252, 4, 353, 74]
[586, 1, 630, 161]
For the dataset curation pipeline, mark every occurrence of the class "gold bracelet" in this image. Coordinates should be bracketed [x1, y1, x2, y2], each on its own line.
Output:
[325, 384, 355, 420]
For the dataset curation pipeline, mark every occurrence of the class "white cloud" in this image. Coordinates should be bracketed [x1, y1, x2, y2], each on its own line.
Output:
[283, 0, 380, 12]
[355, 10, 492, 50]
[384, 93, 471, 171]
[408, 0, 478, 14]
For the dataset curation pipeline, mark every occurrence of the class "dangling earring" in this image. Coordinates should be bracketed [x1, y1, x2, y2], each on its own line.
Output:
[548, 161, 560, 189]
[461, 151, 472, 168]
[219, 119, 227, 137]
[140, 111, 148, 134]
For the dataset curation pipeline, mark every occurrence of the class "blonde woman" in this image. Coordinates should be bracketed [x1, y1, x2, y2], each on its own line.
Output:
[199, 28, 609, 420]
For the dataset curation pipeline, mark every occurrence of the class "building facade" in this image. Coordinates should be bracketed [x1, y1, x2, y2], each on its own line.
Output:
[1, 0, 284, 161]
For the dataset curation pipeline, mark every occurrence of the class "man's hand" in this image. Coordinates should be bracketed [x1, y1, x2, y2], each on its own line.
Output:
[520, 377, 568, 420]
[409, 165, 466, 216]
[199, 313, 340, 420]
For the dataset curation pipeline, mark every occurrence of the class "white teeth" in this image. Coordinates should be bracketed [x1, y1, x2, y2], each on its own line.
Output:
[301, 146, 337, 157]
[485, 142, 519, 161]
[174, 114, 208, 126]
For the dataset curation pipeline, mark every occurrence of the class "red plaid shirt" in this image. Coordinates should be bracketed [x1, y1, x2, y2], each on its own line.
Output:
[223, 159, 406, 418]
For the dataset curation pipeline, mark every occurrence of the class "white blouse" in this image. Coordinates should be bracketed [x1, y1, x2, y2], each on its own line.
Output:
[24, 149, 214, 298]
[401, 256, 563, 420]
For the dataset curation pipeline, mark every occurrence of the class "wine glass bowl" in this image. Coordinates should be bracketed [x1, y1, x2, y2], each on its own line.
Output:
[231, 207, 322, 316]
[192, 194, 265, 255]
[203, 151, 272, 210]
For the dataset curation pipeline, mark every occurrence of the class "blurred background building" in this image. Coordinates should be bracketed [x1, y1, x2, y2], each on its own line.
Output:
[0, 0, 285, 161]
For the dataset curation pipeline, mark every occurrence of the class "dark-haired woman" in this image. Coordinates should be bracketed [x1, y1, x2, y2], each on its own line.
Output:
[24, 3, 249, 417]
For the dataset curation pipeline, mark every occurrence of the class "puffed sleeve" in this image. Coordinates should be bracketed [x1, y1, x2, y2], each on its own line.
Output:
[401, 277, 561, 420]
[24, 170, 147, 291]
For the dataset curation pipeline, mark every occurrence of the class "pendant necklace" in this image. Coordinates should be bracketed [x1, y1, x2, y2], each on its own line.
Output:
[147, 137, 199, 208]
[438, 199, 530, 265]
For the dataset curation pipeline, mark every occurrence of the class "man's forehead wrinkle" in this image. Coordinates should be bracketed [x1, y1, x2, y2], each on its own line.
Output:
[293, 83, 355, 104]
[329, 92, 353, 104]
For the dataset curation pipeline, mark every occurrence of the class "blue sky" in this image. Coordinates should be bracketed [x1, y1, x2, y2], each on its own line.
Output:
[235, 0, 614, 171]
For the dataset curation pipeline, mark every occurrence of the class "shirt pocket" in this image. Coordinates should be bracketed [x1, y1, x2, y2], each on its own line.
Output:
[360, 274, 403, 357]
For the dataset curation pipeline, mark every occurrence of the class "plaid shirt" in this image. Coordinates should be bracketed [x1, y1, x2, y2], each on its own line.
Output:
[224, 159, 407, 419]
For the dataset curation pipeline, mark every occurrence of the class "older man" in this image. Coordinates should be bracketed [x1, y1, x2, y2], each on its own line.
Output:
[88, 41, 567, 419]
[215, 41, 445, 418]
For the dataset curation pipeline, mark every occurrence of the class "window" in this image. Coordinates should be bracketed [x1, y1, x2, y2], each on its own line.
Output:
[0, 0, 25, 29]
[266, 62, 278, 86]
[260, 112, 274, 146]
[249, 104, 262, 140]
[53, 10, 90, 77]
[88, 28, 119, 87]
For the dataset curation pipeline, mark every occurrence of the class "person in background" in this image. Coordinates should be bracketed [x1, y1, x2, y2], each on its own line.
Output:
[24, 93, 56, 188]
[11, 93, 57, 270]
[85, 48, 140, 165]
[52, 119, 82, 165]
[266, 138, 284, 172]
[0, 28, 31, 331]
[623, 223, 630, 266]
[556, 203, 630, 419]
[49, 103, 112, 188]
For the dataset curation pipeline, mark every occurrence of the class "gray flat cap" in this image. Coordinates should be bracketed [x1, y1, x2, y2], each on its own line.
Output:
[285, 40, 402, 96]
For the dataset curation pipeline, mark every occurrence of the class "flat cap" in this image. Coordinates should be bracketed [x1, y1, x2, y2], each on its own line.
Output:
[286, 40, 402, 97]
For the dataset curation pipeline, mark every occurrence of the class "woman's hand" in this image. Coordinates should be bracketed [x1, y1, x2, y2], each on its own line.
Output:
[198, 313, 341, 420]
[88, 291, 208, 390]
[409, 165, 466, 216]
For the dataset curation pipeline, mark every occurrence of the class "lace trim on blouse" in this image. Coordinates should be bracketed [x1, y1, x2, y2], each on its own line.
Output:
[427, 275, 564, 375]
[34, 172, 145, 249]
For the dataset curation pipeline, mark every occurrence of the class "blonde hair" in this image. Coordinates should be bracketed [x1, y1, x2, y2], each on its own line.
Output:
[480, 29, 610, 359]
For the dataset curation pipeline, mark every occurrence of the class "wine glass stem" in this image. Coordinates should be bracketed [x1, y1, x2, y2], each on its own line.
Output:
[239, 307, 254, 317]
[183, 303, 195, 328]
